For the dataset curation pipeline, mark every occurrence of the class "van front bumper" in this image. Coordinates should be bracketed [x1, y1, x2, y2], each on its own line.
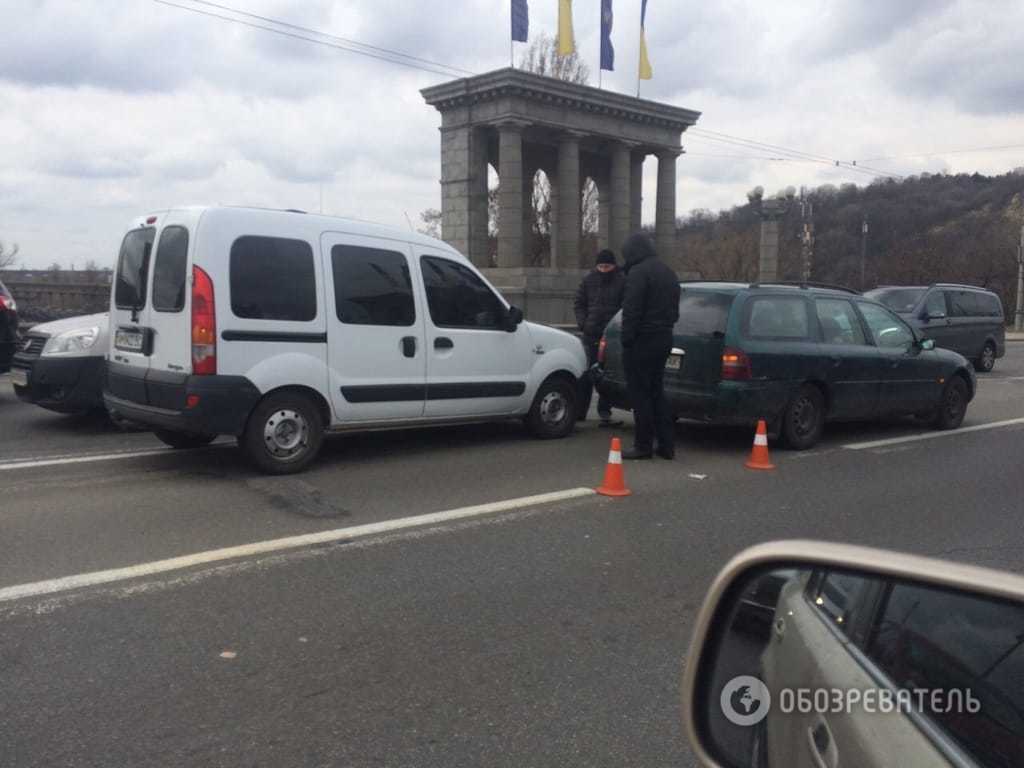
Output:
[12, 354, 105, 413]
[104, 362, 262, 436]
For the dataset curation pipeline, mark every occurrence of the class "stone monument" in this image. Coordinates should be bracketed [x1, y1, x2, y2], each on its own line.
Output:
[422, 68, 699, 325]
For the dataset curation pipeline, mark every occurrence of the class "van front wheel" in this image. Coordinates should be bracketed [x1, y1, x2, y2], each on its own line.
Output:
[242, 392, 324, 474]
[525, 377, 577, 439]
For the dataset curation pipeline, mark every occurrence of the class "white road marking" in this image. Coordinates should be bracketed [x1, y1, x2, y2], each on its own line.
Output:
[0, 441, 231, 471]
[843, 417, 1024, 451]
[0, 487, 596, 603]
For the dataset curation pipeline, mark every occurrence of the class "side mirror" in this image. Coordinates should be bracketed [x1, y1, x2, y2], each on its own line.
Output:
[504, 305, 524, 332]
[924, 311, 946, 321]
[681, 541, 1024, 768]
[919, 338, 935, 351]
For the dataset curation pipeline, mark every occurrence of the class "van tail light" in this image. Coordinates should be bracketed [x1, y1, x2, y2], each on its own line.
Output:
[597, 335, 608, 364]
[191, 265, 216, 375]
[721, 347, 752, 381]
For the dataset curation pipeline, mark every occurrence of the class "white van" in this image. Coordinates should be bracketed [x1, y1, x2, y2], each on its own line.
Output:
[104, 206, 587, 473]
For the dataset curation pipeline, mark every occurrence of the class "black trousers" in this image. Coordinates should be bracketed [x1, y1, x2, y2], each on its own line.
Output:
[623, 331, 674, 453]
[577, 336, 613, 420]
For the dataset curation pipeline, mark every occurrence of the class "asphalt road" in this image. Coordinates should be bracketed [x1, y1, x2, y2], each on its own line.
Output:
[1, 347, 1023, 767]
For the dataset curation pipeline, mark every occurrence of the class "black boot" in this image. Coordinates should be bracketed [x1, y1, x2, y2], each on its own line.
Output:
[621, 447, 653, 460]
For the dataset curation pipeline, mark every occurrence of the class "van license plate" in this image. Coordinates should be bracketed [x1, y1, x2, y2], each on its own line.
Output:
[665, 354, 683, 370]
[115, 328, 145, 353]
[10, 368, 28, 387]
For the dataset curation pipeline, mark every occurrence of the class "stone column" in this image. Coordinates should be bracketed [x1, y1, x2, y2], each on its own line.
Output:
[655, 149, 680, 258]
[468, 128, 490, 267]
[598, 185, 610, 253]
[439, 125, 473, 258]
[630, 152, 645, 233]
[497, 122, 526, 268]
[609, 143, 632, 253]
[758, 198, 787, 282]
[556, 133, 581, 270]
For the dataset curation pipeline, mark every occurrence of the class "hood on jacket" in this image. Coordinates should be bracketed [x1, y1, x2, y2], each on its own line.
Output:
[622, 233, 658, 272]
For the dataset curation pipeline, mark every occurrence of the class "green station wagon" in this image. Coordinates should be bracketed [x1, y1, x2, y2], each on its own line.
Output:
[596, 282, 977, 449]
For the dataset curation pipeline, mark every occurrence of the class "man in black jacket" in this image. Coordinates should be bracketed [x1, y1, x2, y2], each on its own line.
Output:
[619, 233, 681, 460]
[574, 249, 626, 426]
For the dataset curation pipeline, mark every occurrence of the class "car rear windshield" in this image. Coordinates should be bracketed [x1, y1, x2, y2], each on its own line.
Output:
[677, 290, 733, 337]
[114, 227, 156, 310]
[866, 288, 925, 313]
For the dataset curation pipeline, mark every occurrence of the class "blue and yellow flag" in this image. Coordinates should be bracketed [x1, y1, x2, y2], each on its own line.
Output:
[638, 0, 652, 80]
[600, 0, 614, 71]
[557, 0, 575, 56]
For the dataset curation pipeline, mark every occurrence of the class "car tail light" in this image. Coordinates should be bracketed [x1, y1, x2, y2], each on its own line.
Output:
[597, 335, 608, 364]
[721, 347, 752, 380]
[191, 265, 216, 375]
[0, 295, 15, 311]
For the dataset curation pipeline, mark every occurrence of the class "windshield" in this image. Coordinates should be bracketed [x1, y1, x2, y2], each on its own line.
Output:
[865, 288, 925, 314]
[114, 227, 155, 310]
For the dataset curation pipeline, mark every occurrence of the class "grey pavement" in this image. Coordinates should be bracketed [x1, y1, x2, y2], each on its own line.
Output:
[0, 348, 1023, 766]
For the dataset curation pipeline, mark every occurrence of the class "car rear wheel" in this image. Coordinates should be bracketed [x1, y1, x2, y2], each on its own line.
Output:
[153, 429, 217, 449]
[781, 384, 825, 450]
[973, 342, 996, 373]
[241, 392, 324, 474]
[525, 377, 577, 439]
[932, 376, 968, 430]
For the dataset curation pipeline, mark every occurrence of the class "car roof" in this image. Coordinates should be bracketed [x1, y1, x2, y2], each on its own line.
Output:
[679, 281, 860, 298]
[872, 283, 995, 293]
[131, 205, 465, 262]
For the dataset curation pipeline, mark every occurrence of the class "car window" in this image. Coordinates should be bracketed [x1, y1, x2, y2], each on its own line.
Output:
[977, 292, 1002, 318]
[229, 236, 317, 321]
[420, 256, 505, 329]
[114, 227, 155, 310]
[870, 288, 925, 314]
[946, 290, 979, 318]
[809, 571, 866, 630]
[815, 299, 867, 345]
[743, 296, 811, 339]
[858, 302, 915, 348]
[331, 244, 415, 326]
[151, 226, 189, 313]
[678, 291, 733, 337]
[924, 291, 947, 317]
[867, 582, 1024, 768]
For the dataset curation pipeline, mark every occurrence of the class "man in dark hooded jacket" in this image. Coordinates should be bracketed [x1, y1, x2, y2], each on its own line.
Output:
[574, 249, 626, 426]
[619, 233, 680, 459]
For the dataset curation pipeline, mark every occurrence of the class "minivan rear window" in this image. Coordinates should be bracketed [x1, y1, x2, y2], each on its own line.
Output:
[230, 236, 316, 321]
[152, 226, 189, 312]
[677, 291, 732, 337]
[743, 296, 811, 339]
[115, 227, 156, 310]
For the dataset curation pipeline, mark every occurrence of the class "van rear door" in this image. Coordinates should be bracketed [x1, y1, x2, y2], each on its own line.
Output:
[110, 217, 158, 397]
[671, 289, 734, 390]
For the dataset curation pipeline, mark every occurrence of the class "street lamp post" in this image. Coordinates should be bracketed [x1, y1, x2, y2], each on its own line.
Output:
[860, 218, 868, 291]
[1015, 227, 1023, 332]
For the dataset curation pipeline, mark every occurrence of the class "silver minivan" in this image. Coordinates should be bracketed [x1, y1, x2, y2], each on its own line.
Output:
[866, 283, 1005, 372]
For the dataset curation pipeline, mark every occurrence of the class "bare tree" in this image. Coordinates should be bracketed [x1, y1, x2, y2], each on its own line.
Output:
[83, 258, 101, 272]
[519, 32, 590, 84]
[417, 208, 442, 239]
[0, 241, 19, 271]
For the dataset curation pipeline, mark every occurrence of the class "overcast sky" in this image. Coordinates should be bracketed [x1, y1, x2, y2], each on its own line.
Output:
[2, 0, 1023, 269]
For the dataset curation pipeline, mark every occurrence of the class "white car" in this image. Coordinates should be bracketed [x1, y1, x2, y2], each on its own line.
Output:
[11, 312, 110, 415]
[104, 206, 587, 473]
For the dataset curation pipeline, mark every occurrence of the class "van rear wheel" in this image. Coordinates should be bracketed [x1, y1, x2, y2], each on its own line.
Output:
[974, 342, 996, 373]
[153, 429, 217, 449]
[242, 392, 324, 474]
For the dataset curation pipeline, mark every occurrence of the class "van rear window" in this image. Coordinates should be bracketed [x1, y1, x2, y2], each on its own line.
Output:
[115, 227, 156, 310]
[152, 226, 189, 312]
[743, 296, 811, 339]
[677, 291, 732, 336]
[229, 236, 316, 321]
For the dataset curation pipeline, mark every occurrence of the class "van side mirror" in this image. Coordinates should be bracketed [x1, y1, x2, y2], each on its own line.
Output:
[504, 306, 524, 332]
[680, 541, 1024, 768]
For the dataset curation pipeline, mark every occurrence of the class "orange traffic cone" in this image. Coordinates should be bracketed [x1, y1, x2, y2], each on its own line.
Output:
[745, 419, 776, 471]
[596, 437, 632, 497]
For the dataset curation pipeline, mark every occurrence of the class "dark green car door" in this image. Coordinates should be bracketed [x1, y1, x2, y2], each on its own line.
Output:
[813, 297, 879, 419]
[855, 301, 943, 415]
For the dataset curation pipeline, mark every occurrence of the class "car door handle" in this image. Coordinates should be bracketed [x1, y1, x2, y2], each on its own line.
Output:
[400, 336, 417, 358]
[434, 337, 454, 350]
[807, 717, 838, 768]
